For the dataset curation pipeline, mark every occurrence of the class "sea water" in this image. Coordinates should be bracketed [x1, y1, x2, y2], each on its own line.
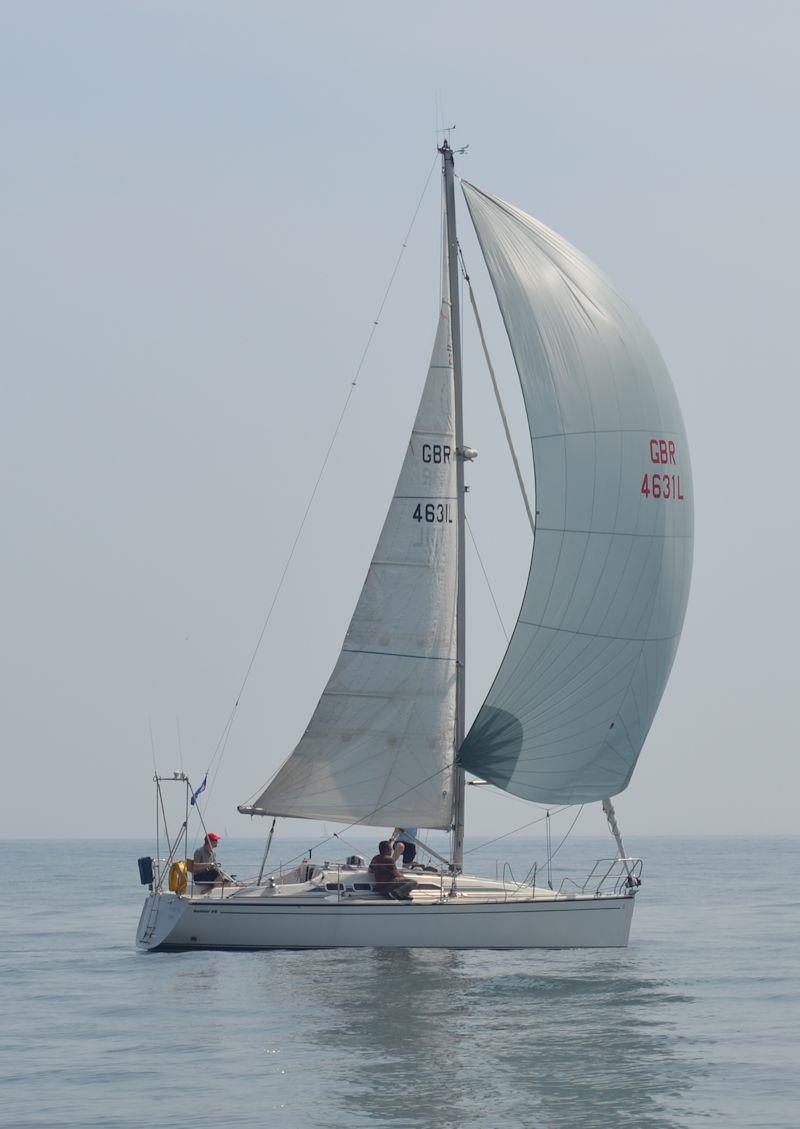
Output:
[1, 836, 797, 1128]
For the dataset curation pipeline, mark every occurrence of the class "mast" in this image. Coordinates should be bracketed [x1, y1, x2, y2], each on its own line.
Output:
[441, 139, 466, 872]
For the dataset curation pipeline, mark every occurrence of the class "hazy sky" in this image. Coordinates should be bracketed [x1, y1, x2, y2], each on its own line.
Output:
[2, 2, 798, 844]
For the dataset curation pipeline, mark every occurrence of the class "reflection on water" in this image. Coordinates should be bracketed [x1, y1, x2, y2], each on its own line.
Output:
[6, 838, 798, 1128]
[262, 946, 699, 1129]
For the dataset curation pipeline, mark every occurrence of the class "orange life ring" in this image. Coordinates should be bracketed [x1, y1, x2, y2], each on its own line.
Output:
[169, 860, 189, 895]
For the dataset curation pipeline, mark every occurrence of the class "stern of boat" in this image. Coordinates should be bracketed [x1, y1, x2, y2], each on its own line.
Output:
[136, 891, 187, 951]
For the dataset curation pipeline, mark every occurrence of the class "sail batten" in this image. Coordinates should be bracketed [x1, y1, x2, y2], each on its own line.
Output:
[245, 300, 458, 829]
[459, 181, 693, 805]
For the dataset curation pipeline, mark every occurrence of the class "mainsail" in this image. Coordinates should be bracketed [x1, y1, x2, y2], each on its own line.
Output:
[459, 182, 693, 804]
[243, 301, 458, 828]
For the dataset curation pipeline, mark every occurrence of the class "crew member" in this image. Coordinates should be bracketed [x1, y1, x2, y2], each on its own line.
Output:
[391, 827, 418, 867]
[369, 840, 418, 902]
[192, 832, 225, 893]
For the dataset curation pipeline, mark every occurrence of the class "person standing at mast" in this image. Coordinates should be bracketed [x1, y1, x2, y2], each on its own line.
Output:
[391, 827, 418, 867]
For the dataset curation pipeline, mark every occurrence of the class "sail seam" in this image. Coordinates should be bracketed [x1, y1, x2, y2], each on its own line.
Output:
[517, 620, 681, 643]
[370, 559, 429, 568]
[341, 648, 457, 662]
[496, 632, 629, 723]
[532, 428, 686, 439]
[535, 526, 691, 540]
[511, 652, 642, 731]
[490, 384, 669, 756]
[320, 691, 414, 700]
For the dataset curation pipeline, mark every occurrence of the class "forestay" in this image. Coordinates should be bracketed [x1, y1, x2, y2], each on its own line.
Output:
[459, 182, 693, 804]
[243, 302, 458, 828]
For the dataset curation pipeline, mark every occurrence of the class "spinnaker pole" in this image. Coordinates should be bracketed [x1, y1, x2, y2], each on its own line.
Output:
[441, 139, 466, 873]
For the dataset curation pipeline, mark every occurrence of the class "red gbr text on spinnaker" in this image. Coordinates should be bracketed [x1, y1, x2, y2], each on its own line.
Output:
[641, 438, 686, 501]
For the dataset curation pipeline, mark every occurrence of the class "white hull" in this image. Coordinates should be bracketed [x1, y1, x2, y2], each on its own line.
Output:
[137, 873, 636, 952]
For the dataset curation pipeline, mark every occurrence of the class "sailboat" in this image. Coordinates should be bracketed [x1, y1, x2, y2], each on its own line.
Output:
[137, 142, 692, 951]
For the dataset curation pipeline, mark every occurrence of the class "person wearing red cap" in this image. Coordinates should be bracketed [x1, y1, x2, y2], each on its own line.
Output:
[192, 832, 224, 893]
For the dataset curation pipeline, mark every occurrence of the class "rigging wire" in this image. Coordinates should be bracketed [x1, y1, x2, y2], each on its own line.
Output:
[148, 718, 158, 775]
[462, 805, 572, 855]
[176, 717, 184, 776]
[516, 805, 585, 888]
[184, 163, 581, 881]
[158, 773, 225, 884]
[233, 233, 578, 874]
[250, 778, 580, 887]
[458, 245, 536, 535]
[199, 154, 440, 806]
[156, 781, 173, 860]
[546, 805, 584, 867]
[465, 514, 508, 641]
[252, 759, 458, 880]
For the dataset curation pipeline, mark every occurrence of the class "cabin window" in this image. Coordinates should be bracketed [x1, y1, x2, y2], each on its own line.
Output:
[325, 883, 344, 891]
[353, 883, 372, 891]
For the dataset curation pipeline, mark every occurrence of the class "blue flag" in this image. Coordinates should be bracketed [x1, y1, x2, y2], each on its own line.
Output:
[190, 773, 208, 806]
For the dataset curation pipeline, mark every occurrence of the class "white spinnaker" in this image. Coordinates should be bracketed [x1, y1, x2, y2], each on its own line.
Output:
[245, 303, 457, 828]
[459, 182, 693, 804]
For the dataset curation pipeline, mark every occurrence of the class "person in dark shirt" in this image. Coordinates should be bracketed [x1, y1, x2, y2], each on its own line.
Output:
[368, 840, 418, 902]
